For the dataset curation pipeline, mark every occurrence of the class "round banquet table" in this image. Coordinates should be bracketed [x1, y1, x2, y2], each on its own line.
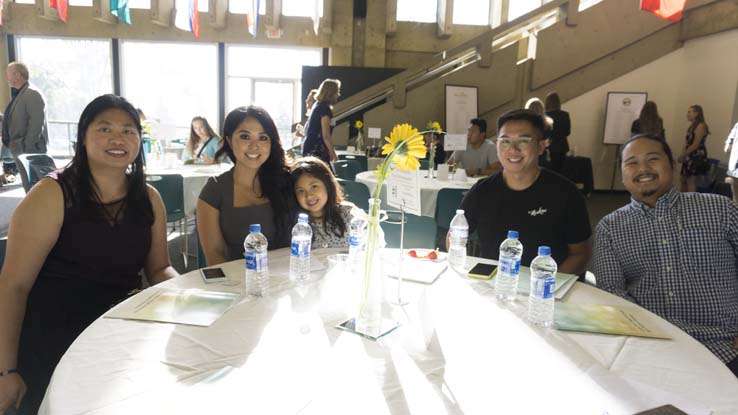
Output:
[146, 163, 231, 215]
[40, 248, 738, 414]
[355, 170, 480, 217]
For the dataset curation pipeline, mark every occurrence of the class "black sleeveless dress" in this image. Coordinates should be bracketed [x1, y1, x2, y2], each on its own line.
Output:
[16, 179, 151, 415]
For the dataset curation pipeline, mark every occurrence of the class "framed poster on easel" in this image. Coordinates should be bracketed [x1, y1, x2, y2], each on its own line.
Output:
[603, 92, 648, 189]
[445, 85, 478, 136]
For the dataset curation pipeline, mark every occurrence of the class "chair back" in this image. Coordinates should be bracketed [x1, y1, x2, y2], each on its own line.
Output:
[18, 154, 56, 193]
[419, 159, 430, 170]
[146, 174, 185, 222]
[337, 154, 368, 172]
[380, 211, 437, 249]
[434, 188, 467, 231]
[331, 160, 362, 181]
[0, 237, 6, 273]
[337, 178, 371, 211]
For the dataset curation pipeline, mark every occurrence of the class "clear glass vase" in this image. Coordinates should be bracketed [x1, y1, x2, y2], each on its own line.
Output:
[356, 199, 385, 337]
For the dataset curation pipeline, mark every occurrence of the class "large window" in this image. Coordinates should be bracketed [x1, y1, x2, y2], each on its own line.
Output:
[397, 0, 436, 23]
[283, 0, 321, 17]
[508, 0, 542, 21]
[453, 0, 490, 25]
[226, 45, 320, 147]
[120, 41, 218, 141]
[15, 36, 113, 157]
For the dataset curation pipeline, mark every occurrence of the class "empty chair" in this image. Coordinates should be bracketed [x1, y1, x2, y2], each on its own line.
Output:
[337, 154, 368, 172]
[332, 159, 363, 181]
[380, 211, 437, 249]
[17, 154, 57, 193]
[0, 237, 6, 272]
[337, 178, 371, 211]
[419, 159, 430, 170]
[146, 174, 191, 267]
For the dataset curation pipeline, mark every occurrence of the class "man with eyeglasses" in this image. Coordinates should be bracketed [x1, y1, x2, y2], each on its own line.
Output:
[458, 109, 592, 275]
[447, 118, 501, 177]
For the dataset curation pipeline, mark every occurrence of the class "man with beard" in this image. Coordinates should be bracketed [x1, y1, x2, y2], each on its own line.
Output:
[594, 133, 738, 378]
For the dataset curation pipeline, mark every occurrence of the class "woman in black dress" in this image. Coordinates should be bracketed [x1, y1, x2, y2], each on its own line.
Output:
[544, 92, 571, 173]
[678, 104, 710, 192]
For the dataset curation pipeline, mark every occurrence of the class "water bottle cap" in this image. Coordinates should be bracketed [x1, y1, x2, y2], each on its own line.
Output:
[507, 230, 519, 239]
[456, 209, 464, 214]
[249, 223, 261, 233]
[298, 213, 309, 222]
[538, 246, 551, 256]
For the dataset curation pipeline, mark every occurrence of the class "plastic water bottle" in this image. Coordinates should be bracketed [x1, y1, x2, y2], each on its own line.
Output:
[528, 246, 557, 327]
[495, 230, 523, 302]
[348, 212, 367, 271]
[448, 209, 468, 270]
[289, 213, 313, 283]
[244, 224, 269, 297]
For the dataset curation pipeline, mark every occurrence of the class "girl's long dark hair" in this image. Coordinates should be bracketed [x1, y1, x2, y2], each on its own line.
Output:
[290, 157, 347, 238]
[638, 101, 664, 136]
[186, 116, 219, 159]
[58, 94, 153, 224]
[215, 106, 297, 246]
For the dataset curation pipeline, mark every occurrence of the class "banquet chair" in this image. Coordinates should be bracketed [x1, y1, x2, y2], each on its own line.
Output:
[419, 159, 430, 170]
[146, 174, 191, 268]
[337, 154, 368, 172]
[337, 178, 370, 212]
[381, 211, 436, 249]
[17, 154, 57, 193]
[332, 160, 363, 181]
[434, 188, 479, 254]
[0, 237, 6, 272]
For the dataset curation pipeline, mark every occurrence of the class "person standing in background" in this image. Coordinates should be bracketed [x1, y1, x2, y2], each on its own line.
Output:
[724, 120, 738, 203]
[678, 104, 710, 193]
[631, 101, 665, 140]
[302, 79, 340, 164]
[544, 92, 571, 173]
[4, 62, 49, 190]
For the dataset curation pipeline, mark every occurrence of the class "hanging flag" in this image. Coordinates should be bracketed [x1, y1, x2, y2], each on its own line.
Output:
[111, 0, 131, 24]
[246, 0, 260, 37]
[50, 0, 68, 22]
[640, 0, 686, 22]
[175, 0, 200, 39]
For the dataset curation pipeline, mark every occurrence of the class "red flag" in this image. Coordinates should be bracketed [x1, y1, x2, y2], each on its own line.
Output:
[50, 0, 68, 22]
[640, 0, 686, 22]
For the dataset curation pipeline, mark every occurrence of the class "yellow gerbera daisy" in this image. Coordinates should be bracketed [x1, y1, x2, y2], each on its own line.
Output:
[355, 120, 363, 129]
[381, 123, 427, 171]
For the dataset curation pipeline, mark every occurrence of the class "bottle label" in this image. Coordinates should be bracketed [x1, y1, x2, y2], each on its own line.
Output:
[349, 233, 362, 247]
[450, 227, 468, 239]
[245, 251, 267, 271]
[291, 240, 311, 258]
[499, 258, 520, 275]
[531, 275, 555, 299]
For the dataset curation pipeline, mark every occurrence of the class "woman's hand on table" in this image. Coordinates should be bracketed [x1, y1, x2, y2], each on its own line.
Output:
[0, 374, 26, 414]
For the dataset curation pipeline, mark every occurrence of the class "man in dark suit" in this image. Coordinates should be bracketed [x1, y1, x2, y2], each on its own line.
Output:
[4, 62, 49, 190]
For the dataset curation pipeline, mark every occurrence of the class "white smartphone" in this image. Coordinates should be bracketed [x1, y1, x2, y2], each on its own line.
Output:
[200, 267, 227, 283]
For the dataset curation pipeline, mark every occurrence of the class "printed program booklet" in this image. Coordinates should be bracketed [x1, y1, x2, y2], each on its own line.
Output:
[106, 287, 240, 327]
[554, 303, 672, 339]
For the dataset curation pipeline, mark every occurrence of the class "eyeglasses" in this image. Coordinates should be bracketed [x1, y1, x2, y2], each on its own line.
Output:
[496, 137, 535, 150]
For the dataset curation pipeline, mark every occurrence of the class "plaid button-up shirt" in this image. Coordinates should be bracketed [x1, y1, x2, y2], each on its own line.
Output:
[594, 187, 738, 364]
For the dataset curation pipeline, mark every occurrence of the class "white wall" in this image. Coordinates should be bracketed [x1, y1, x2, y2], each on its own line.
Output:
[564, 28, 738, 190]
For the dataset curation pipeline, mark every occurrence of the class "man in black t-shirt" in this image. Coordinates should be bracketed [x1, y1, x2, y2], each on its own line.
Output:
[459, 109, 592, 274]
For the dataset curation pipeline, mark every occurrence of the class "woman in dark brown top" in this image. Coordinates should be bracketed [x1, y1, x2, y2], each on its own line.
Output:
[0, 95, 178, 415]
[197, 106, 296, 265]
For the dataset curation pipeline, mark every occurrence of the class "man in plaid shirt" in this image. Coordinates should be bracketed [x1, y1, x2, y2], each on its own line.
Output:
[594, 134, 738, 378]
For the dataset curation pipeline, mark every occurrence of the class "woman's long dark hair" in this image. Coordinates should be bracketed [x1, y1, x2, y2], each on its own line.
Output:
[215, 106, 297, 246]
[290, 157, 347, 237]
[186, 116, 219, 159]
[58, 94, 153, 224]
[689, 104, 710, 135]
[638, 101, 664, 136]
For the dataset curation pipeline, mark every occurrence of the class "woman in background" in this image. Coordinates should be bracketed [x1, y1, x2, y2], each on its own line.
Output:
[631, 101, 665, 140]
[197, 106, 297, 265]
[183, 116, 221, 164]
[679, 104, 710, 192]
[544, 92, 571, 173]
[302, 79, 341, 164]
[0, 94, 177, 414]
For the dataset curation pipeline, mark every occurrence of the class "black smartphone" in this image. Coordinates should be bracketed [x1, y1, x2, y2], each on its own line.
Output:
[468, 263, 497, 280]
[200, 267, 227, 283]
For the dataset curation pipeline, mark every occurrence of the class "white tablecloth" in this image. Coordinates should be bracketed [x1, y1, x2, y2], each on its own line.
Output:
[40, 248, 738, 414]
[146, 163, 231, 215]
[356, 170, 479, 217]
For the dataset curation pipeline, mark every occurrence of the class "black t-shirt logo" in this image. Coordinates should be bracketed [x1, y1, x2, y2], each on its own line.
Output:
[528, 207, 548, 217]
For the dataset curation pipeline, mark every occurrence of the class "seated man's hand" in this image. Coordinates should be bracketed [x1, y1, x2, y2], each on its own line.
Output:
[0, 374, 26, 414]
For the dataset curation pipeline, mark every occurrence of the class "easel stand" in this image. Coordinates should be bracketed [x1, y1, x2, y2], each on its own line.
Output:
[609, 144, 621, 192]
